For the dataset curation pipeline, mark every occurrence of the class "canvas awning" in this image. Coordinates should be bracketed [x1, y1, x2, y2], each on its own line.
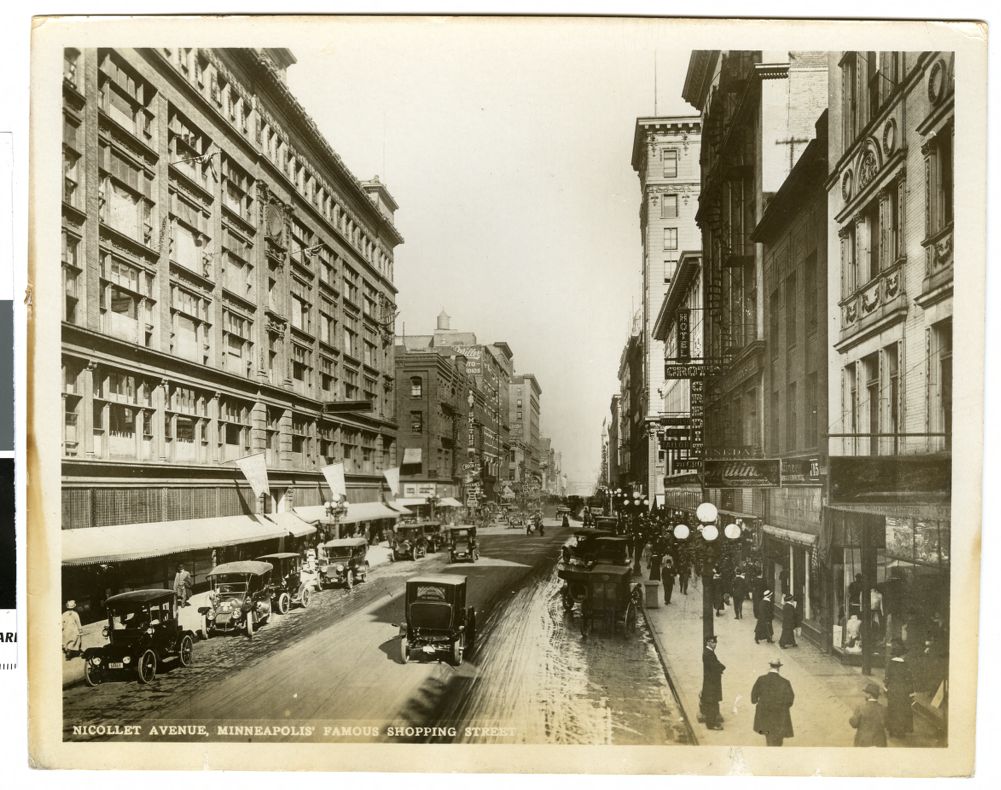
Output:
[62, 514, 288, 567]
[402, 448, 422, 464]
[437, 497, 463, 508]
[268, 511, 317, 539]
[295, 502, 410, 525]
[393, 497, 429, 508]
[763, 523, 818, 548]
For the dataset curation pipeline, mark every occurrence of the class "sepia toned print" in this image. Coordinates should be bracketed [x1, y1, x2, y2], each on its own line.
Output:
[28, 16, 984, 775]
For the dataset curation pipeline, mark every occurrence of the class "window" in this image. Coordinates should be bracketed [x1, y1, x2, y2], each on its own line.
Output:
[925, 125, 954, 238]
[221, 157, 255, 223]
[863, 199, 881, 280]
[99, 51, 155, 141]
[168, 109, 211, 187]
[319, 303, 336, 346]
[862, 352, 880, 456]
[786, 381, 798, 451]
[62, 232, 80, 324]
[291, 293, 311, 333]
[101, 147, 155, 243]
[662, 148, 678, 178]
[663, 228, 678, 250]
[928, 320, 952, 449]
[223, 310, 252, 373]
[320, 356, 335, 396]
[804, 253, 818, 336]
[342, 327, 356, 358]
[841, 53, 859, 145]
[292, 344, 312, 386]
[770, 390, 780, 454]
[63, 142, 81, 208]
[805, 372, 818, 448]
[344, 367, 359, 400]
[410, 411, 423, 433]
[660, 194, 678, 219]
[841, 224, 858, 298]
[883, 343, 900, 454]
[410, 377, 422, 398]
[64, 48, 80, 88]
[769, 290, 780, 359]
[784, 273, 797, 348]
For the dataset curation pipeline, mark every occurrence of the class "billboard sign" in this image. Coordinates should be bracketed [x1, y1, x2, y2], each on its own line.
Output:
[703, 459, 781, 488]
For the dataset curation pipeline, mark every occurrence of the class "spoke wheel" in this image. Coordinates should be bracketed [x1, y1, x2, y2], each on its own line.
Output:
[451, 635, 464, 667]
[623, 603, 637, 638]
[400, 636, 410, 664]
[345, 573, 354, 590]
[245, 614, 255, 639]
[300, 587, 311, 608]
[136, 649, 157, 684]
[84, 661, 101, 687]
[277, 592, 290, 615]
[178, 634, 194, 666]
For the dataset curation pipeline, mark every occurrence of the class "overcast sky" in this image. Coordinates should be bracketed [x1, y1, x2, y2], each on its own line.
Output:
[287, 18, 694, 491]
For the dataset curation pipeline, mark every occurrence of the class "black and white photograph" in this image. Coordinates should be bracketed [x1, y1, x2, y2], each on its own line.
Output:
[25, 14, 986, 775]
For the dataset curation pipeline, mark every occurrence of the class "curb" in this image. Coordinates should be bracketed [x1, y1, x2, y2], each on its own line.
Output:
[641, 605, 700, 745]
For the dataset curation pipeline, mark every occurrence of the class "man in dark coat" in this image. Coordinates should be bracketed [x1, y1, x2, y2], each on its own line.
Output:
[712, 570, 725, 616]
[884, 641, 915, 738]
[678, 559, 690, 595]
[779, 593, 799, 647]
[732, 572, 748, 619]
[661, 555, 676, 604]
[751, 571, 767, 620]
[700, 635, 725, 730]
[751, 658, 795, 746]
[755, 590, 775, 643]
[850, 683, 888, 747]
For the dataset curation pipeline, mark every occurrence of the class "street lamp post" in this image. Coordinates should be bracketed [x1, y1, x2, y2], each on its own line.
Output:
[324, 496, 348, 540]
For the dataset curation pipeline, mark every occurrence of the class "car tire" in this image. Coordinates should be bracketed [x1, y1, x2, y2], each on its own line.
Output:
[178, 634, 194, 667]
[246, 615, 255, 639]
[449, 552, 456, 563]
[466, 610, 477, 653]
[580, 612, 591, 639]
[451, 635, 464, 667]
[624, 602, 637, 637]
[345, 573, 354, 590]
[472, 549, 480, 562]
[300, 587, 311, 608]
[137, 649, 157, 684]
[83, 661, 101, 687]
[400, 636, 410, 664]
[277, 592, 291, 615]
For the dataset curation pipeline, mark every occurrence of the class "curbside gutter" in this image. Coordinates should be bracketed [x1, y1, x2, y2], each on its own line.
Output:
[641, 606, 700, 745]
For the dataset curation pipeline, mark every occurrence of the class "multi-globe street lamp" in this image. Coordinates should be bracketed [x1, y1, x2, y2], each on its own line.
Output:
[324, 495, 349, 540]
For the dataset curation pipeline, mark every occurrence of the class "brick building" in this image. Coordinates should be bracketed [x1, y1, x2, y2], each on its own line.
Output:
[60, 47, 403, 618]
[509, 373, 542, 493]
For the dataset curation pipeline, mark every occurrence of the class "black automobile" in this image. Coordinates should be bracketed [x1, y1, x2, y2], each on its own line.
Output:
[390, 524, 427, 561]
[204, 560, 274, 637]
[447, 525, 479, 563]
[317, 538, 369, 588]
[256, 552, 312, 613]
[395, 574, 476, 666]
[83, 589, 195, 686]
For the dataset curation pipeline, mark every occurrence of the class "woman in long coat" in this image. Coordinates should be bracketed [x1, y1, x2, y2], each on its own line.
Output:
[884, 642, 915, 737]
[755, 591, 775, 643]
[779, 594, 799, 647]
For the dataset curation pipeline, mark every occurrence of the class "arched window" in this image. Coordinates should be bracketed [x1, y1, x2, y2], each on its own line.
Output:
[410, 377, 422, 398]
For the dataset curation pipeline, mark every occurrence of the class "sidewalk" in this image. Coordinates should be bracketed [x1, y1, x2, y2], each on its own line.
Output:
[642, 576, 943, 747]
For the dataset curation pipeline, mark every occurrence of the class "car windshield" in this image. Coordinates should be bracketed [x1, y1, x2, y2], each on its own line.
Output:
[108, 606, 148, 631]
[326, 549, 352, 560]
[214, 580, 249, 595]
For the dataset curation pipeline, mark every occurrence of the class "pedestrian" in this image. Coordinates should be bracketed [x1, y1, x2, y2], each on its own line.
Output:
[751, 658, 795, 746]
[700, 635, 725, 730]
[751, 570, 766, 620]
[884, 641, 915, 738]
[662, 555, 676, 605]
[62, 600, 83, 660]
[779, 593, 799, 648]
[562, 512, 570, 528]
[647, 542, 663, 582]
[850, 682, 888, 747]
[732, 571, 748, 619]
[678, 560, 690, 595]
[755, 590, 775, 643]
[712, 570, 725, 616]
[173, 563, 193, 607]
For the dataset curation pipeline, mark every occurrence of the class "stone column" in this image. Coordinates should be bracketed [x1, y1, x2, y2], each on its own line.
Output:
[80, 361, 96, 457]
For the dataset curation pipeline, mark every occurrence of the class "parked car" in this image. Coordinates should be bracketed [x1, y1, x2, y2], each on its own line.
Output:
[394, 574, 476, 666]
[421, 521, 444, 553]
[204, 560, 274, 637]
[575, 564, 642, 638]
[317, 538, 369, 588]
[256, 552, 312, 613]
[391, 524, 427, 561]
[447, 525, 479, 563]
[83, 589, 195, 686]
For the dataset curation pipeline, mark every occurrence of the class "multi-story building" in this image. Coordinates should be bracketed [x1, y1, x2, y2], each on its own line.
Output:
[509, 374, 542, 494]
[682, 50, 827, 526]
[60, 47, 403, 618]
[630, 116, 702, 498]
[607, 395, 621, 489]
[751, 112, 829, 645]
[615, 315, 645, 493]
[825, 51, 952, 724]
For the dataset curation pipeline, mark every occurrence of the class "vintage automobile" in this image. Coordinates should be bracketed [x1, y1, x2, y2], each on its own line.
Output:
[204, 560, 274, 637]
[557, 529, 618, 610]
[447, 525, 479, 563]
[84, 589, 195, 686]
[576, 564, 642, 638]
[395, 574, 476, 666]
[421, 521, 444, 553]
[317, 537, 369, 588]
[255, 552, 312, 613]
[391, 524, 428, 561]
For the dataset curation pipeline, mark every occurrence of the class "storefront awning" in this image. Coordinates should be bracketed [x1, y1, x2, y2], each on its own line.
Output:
[763, 523, 818, 548]
[62, 514, 288, 567]
[268, 511, 317, 539]
[402, 448, 422, 465]
[437, 497, 463, 508]
[341, 501, 405, 524]
[393, 497, 429, 508]
[720, 509, 760, 522]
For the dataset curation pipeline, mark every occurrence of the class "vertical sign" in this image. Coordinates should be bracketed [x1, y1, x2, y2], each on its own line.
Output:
[677, 309, 690, 362]
[689, 379, 705, 461]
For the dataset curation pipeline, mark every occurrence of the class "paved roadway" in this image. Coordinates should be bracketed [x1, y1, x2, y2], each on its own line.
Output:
[63, 523, 690, 745]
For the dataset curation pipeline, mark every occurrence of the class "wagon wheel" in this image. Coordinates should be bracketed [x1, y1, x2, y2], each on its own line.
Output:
[83, 661, 101, 687]
[400, 635, 410, 664]
[299, 587, 311, 608]
[136, 649, 157, 684]
[178, 634, 194, 667]
[276, 592, 291, 615]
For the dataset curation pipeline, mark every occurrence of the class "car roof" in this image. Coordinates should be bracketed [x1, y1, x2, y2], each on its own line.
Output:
[208, 560, 274, 576]
[447, 525, 473, 531]
[256, 552, 300, 561]
[322, 538, 368, 547]
[574, 529, 614, 538]
[407, 574, 466, 586]
[105, 589, 175, 606]
[394, 523, 422, 530]
[595, 536, 629, 544]
[588, 564, 633, 577]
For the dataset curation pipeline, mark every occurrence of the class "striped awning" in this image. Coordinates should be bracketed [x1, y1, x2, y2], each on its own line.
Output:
[62, 515, 287, 567]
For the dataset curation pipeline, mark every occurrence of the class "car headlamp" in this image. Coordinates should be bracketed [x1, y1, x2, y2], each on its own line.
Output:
[123, 655, 132, 665]
[336, 564, 344, 572]
[91, 656, 102, 666]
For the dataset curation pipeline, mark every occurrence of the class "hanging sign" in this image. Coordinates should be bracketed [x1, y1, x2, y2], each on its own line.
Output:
[382, 467, 401, 496]
[234, 452, 270, 501]
[321, 462, 347, 500]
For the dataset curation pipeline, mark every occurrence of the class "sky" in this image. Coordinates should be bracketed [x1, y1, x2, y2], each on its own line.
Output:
[287, 18, 695, 491]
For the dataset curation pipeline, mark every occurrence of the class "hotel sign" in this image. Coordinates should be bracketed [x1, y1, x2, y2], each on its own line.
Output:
[664, 363, 725, 379]
[676, 309, 690, 362]
[704, 459, 781, 488]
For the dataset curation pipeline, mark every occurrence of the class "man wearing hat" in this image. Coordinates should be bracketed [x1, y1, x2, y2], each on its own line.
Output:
[754, 590, 775, 643]
[850, 683, 888, 746]
[751, 658, 795, 746]
[884, 640, 915, 738]
[700, 635, 726, 730]
[62, 600, 83, 659]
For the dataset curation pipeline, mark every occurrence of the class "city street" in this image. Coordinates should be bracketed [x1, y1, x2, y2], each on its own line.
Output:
[63, 523, 689, 745]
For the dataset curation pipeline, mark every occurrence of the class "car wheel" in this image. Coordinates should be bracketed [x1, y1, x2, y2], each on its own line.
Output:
[472, 549, 480, 562]
[246, 615, 255, 639]
[345, 573, 354, 590]
[300, 587, 311, 608]
[466, 610, 477, 653]
[178, 634, 194, 667]
[400, 636, 410, 664]
[83, 661, 101, 687]
[451, 635, 464, 667]
[580, 611, 591, 639]
[624, 602, 637, 637]
[137, 649, 157, 684]
[277, 592, 290, 615]
[449, 552, 456, 563]
[561, 587, 573, 612]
